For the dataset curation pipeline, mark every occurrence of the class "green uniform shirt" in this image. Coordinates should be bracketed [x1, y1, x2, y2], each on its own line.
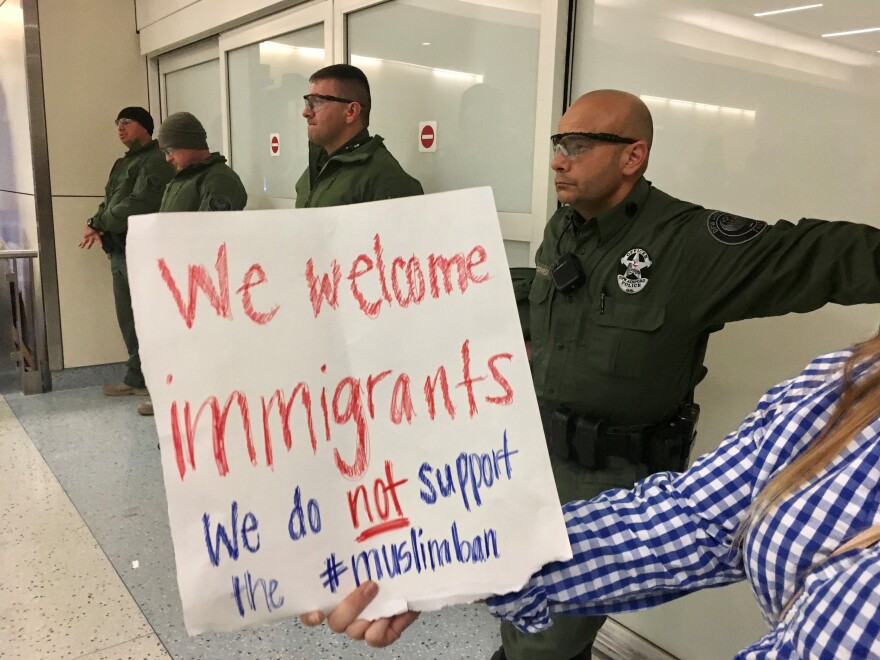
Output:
[295, 129, 423, 208]
[160, 153, 247, 213]
[530, 177, 880, 425]
[88, 139, 173, 254]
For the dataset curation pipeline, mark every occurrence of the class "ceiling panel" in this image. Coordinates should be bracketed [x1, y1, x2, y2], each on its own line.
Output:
[730, 1, 880, 54]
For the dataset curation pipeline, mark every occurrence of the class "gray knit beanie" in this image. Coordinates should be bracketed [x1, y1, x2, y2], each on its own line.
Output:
[157, 112, 208, 150]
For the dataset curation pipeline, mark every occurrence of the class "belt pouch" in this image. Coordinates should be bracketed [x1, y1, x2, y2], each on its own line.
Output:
[572, 416, 602, 469]
[548, 408, 574, 461]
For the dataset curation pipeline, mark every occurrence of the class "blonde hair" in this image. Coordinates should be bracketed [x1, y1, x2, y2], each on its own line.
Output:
[737, 332, 880, 543]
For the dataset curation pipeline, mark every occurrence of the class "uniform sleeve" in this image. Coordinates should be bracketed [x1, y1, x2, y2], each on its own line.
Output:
[294, 167, 310, 208]
[687, 215, 880, 325]
[87, 199, 108, 228]
[750, 551, 880, 658]
[93, 157, 172, 234]
[510, 267, 536, 340]
[516, 218, 557, 337]
[372, 175, 424, 201]
[87, 161, 120, 227]
[196, 172, 248, 212]
[486, 377, 797, 631]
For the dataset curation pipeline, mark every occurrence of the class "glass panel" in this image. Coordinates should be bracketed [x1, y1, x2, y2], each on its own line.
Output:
[227, 24, 324, 209]
[503, 240, 530, 268]
[571, 3, 880, 659]
[572, 1, 880, 222]
[164, 59, 222, 151]
[347, 0, 540, 213]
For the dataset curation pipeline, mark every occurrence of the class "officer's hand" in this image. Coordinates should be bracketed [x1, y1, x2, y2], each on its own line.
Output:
[299, 581, 419, 648]
[78, 226, 102, 249]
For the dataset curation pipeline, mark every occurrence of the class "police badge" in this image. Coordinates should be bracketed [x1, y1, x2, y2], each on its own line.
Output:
[617, 248, 652, 294]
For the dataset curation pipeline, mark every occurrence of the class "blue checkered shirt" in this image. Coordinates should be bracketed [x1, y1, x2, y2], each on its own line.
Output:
[487, 350, 880, 658]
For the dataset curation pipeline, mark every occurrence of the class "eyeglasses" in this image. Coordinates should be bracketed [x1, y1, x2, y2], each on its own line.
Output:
[551, 132, 637, 159]
[115, 118, 134, 127]
[303, 93, 357, 111]
[161, 146, 175, 156]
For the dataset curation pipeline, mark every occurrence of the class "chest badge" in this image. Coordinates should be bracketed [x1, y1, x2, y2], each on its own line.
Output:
[617, 248, 652, 294]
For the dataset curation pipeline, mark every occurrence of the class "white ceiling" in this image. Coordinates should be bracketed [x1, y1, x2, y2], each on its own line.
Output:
[730, 1, 880, 54]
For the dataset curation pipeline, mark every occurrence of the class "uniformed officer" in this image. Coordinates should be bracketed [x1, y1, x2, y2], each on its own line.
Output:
[134, 111, 248, 417]
[495, 89, 880, 660]
[295, 88, 880, 657]
[296, 64, 423, 208]
[156, 112, 247, 214]
[80, 106, 173, 404]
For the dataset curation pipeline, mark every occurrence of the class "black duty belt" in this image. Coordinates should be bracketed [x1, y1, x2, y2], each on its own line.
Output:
[540, 404, 699, 472]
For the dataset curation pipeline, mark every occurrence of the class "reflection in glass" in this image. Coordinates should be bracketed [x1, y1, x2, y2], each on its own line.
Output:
[227, 25, 324, 209]
[347, 0, 541, 214]
[575, 0, 880, 220]
[165, 60, 222, 152]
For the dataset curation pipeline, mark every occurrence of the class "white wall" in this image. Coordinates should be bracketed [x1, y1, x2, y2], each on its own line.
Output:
[1, 0, 157, 371]
[572, 2, 880, 658]
[0, 0, 37, 251]
[41, 0, 153, 368]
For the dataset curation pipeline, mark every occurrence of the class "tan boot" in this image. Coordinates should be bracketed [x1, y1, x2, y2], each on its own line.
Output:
[137, 400, 154, 416]
[103, 382, 148, 397]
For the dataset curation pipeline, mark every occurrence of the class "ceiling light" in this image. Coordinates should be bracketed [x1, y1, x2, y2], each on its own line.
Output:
[822, 27, 880, 38]
[351, 55, 484, 84]
[641, 95, 756, 120]
[754, 4, 822, 18]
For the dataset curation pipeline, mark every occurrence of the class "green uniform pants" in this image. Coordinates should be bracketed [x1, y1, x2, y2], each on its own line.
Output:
[500, 455, 648, 660]
[109, 253, 145, 389]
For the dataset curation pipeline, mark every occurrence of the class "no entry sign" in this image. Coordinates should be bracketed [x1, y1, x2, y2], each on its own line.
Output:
[418, 121, 437, 153]
[270, 133, 280, 157]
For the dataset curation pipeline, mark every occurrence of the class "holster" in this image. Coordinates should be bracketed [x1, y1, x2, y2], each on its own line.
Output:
[541, 402, 700, 473]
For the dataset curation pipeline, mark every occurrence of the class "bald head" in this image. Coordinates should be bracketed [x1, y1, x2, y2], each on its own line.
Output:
[562, 90, 653, 169]
[551, 90, 654, 218]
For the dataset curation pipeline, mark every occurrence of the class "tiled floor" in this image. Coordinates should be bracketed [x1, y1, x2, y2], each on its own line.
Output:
[0, 365, 501, 659]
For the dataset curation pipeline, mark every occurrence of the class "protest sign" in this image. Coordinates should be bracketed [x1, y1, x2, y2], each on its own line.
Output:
[127, 188, 571, 634]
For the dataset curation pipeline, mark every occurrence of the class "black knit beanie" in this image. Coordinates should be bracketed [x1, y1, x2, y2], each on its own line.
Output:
[117, 107, 155, 134]
[157, 112, 208, 150]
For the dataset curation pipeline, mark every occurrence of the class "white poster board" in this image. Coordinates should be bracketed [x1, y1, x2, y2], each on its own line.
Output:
[127, 188, 571, 635]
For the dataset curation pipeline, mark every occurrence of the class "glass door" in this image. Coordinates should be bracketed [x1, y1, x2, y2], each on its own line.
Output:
[158, 38, 222, 151]
[336, 0, 567, 266]
[221, 3, 332, 209]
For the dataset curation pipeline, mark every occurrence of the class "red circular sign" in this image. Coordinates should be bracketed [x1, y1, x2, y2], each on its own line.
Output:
[420, 125, 435, 149]
[270, 135, 280, 154]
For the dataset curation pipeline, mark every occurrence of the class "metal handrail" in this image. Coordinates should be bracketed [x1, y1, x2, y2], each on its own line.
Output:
[0, 250, 51, 394]
[0, 250, 38, 259]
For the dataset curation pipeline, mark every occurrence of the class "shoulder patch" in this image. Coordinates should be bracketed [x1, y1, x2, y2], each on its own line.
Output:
[147, 174, 163, 188]
[208, 195, 232, 211]
[535, 261, 551, 279]
[707, 211, 767, 245]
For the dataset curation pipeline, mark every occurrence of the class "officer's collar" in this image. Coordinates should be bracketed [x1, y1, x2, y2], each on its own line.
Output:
[126, 138, 158, 156]
[588, 177, 651, 243]
[312, 129, 372, 174]
[176, 152, 225, 176]
[329, 128, 371, 158]
[317, 128, 371, 162]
